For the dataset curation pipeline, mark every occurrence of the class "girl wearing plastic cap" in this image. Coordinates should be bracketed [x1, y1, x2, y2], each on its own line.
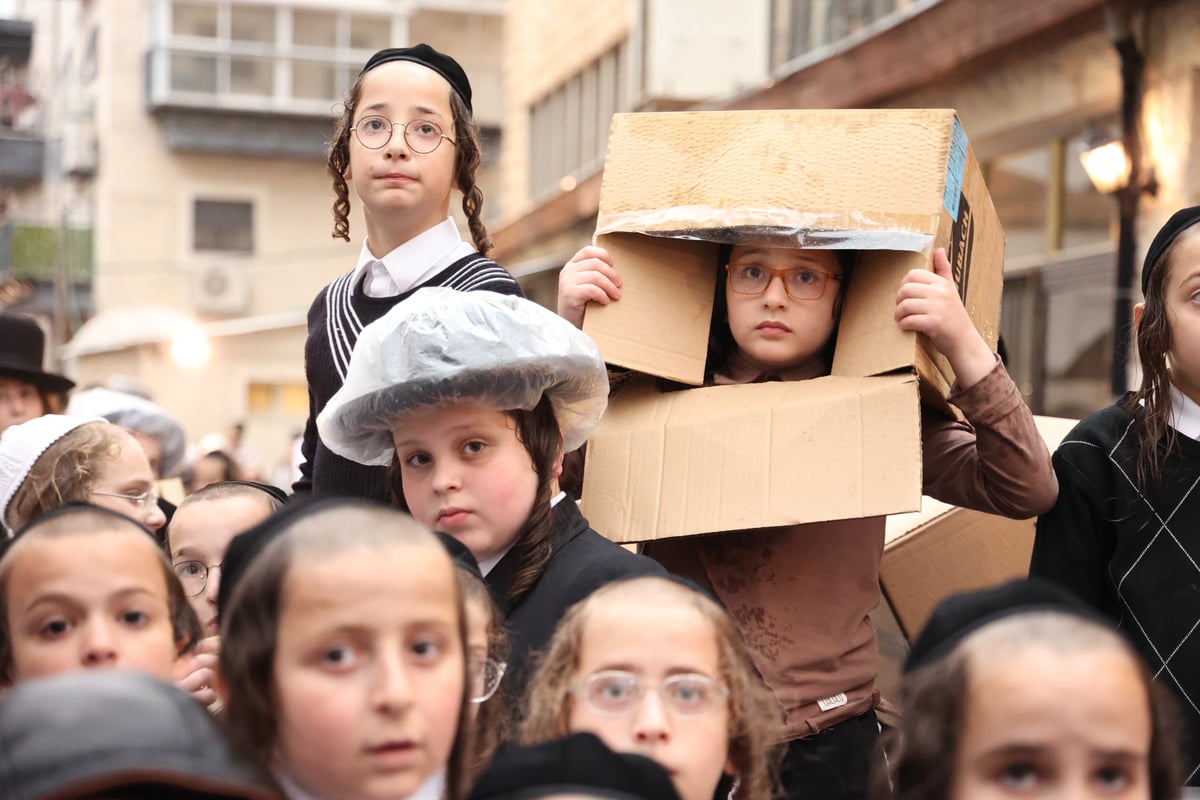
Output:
[316, 287, 664, 712]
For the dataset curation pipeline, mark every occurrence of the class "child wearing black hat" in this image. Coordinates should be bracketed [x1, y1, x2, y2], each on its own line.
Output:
[0, 313, 73, 436]
[1031, 206, 1200, 785]
[217, 497, 473, 800]
[883, 578, 1184, 800]
[294, 42, 522, 502]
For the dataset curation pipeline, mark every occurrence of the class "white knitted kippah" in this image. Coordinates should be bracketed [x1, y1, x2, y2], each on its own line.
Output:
[0, 414, 104, 535]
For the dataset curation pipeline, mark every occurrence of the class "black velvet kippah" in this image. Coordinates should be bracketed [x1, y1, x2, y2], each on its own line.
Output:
[468, 732, 682, 800]
[1142, 205, 1200, 296]
[216, 495, 395, 623]
[359, 44, 473, 113]
[904, 577, 1107, 673]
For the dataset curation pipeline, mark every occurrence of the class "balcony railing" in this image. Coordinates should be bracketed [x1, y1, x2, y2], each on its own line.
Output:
[0, 223, 93, 282]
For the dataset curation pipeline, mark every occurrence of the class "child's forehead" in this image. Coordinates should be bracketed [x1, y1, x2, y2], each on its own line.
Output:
[358, 61, 453, 115]
[6, 528, 166, 595]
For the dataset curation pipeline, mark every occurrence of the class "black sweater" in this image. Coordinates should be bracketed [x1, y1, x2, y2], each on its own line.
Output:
[486, 500, 666, 706]
[293, 254, 522, 501]
[1031, 397, 1200, 784]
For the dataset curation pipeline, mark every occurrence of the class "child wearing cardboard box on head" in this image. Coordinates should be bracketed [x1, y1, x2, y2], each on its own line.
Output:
[315, 288, 665, 712]
[559, 241, 1057, 800]
[520, 575, 781, 800]
[885, 578, 1184, 800]
[1031, 206, 1200, 787]
[216, 497, 472, 800]
[295, 43, 523, 503]
[0, 504, 202, 689]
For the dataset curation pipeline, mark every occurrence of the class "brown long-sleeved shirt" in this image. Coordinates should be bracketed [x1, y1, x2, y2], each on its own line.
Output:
[645, 359, 1057, 741]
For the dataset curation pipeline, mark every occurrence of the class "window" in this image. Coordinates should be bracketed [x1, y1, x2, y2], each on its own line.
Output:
[153, 0, 400, 113]
[248, 382, 308, 415]
[194, 200, 253, 253]
[985, 127, 1117, 418]
[776, 0, 933, 69]
[528, 42, 628, 201]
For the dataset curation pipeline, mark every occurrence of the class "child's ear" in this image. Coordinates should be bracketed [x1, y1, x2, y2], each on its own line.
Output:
[553, 440, 566, 479]
[1133, 302, 1145, 332]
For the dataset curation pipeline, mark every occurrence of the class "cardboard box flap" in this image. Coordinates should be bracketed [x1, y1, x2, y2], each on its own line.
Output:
[880, 414, 1080, 637]
[584, 108, 1005, 391]
[582, 373, 922, 542]
[596, 109, 961, 245]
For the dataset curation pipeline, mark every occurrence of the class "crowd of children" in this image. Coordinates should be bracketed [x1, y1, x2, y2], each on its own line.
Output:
[0, 37, 1197, 800]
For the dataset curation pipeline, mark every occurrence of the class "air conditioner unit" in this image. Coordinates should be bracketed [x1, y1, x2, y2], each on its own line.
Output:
[191, 263, 250, 315]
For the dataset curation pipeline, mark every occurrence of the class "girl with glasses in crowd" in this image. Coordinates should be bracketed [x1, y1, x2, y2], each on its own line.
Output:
[1031, 206, 1200, 786]
[316, 288, 664, 717]
[295, 43, 522, 503]
[0, 415, 166, 535]
[558, 240, 1057, 800]
[520, 575, 780, 800]
[217, 497, 472, 800]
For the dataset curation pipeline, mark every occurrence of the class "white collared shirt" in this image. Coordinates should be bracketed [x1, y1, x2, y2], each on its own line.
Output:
[354, 217, 475, 298]
[1171, 384, 1200, 441]
[476, 492, 568, 576]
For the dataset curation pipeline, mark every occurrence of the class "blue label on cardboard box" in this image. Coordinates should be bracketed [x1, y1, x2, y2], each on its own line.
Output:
[943, 117, 967, 220]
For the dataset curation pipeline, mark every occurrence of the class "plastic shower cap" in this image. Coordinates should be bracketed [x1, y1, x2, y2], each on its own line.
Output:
[67, 387, 187, 477]
[317, 288, 608, 466]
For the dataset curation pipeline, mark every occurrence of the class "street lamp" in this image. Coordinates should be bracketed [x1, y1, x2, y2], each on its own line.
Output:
[1077, 4, 1157, 397]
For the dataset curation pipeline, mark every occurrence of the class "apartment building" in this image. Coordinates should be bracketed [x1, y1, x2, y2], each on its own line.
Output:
[3, 0, 504, 475]
[495, 0, 1199, 419]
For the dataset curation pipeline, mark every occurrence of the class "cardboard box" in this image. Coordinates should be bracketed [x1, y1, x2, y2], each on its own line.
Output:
[584, 373, 920, 543]
[580, 109, 1004, 542]
[872, 415, 1078, 705]
[584, 109, 1004, 392]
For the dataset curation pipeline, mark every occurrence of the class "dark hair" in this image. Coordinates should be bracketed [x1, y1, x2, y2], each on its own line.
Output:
[704, 245, 855, 381]
[0, 504, 202, 685]
[166, 480, 285, 554]
[389, 395, 561, 603]
[219, 504, 472, 800]
[880, 612, 1184, 800]
[327, 68, 491, 255]
[1125, 222, 1200, 488]
[457, 563, 512, 779]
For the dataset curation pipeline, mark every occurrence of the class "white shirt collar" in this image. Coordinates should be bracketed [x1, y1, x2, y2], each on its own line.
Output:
[276, 769, 445, 800]
[1171, 384, 1200, 441]
[353, 217, 472, 297]
[476, 493, 567, 576]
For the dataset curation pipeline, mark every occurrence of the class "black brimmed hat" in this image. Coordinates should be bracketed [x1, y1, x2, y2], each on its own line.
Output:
[0, 314, 74, 394]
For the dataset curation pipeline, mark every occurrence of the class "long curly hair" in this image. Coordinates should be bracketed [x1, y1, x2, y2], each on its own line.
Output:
[520, 575, 782, 800]
[1126, 221, 1200, 489]
[327, 68, 491, 255]
[5, 421, 119, 531]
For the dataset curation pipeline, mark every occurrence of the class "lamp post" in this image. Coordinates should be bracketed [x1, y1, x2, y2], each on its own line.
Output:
[1079, 4, 1156, 398]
